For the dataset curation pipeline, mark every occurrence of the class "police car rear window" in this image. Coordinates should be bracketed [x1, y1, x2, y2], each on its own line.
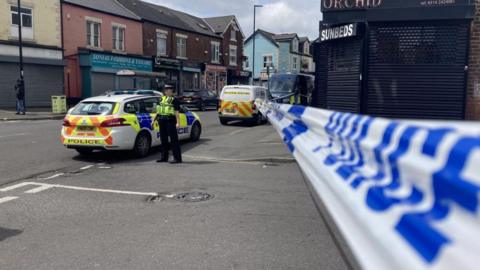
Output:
[71, 102, 115, 116]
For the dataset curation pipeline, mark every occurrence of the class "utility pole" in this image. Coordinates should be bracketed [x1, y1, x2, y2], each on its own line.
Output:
[17, 0, 24, 81]
[252, 4, 263, 85]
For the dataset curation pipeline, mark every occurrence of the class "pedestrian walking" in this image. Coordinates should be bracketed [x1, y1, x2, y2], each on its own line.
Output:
[156, 85, 182, 164]
[14, 79, 25, 115]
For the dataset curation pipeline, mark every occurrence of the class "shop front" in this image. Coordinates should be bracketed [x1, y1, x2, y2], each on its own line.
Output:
[78, 50, 153, 98]
[228, 69, 252, 86]
[205, 64, 227, 95]
[315, 0, 476, 120]
[154, 57, 202, 94]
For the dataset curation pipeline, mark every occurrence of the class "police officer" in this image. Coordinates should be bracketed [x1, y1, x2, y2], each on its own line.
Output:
[156, 85, 182, 164]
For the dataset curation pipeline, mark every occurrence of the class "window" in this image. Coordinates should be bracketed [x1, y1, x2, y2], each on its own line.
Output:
[86, 21, 101, 48]
[156, 30, 167, 56]
[304, 43, 310, 55]
[10, 6, 33, 39]
[176, 35, 187, 59]
[112, 26, 125, 51]
[293, 57, 298, 70]
[71, 102, 115, 116]
[143, 98, 159, 113]
[263, 55, 273, 68]
[229, 45, 237, 66]
[211, 42, 220, 63]
[230, 29, 236, 41]
[244, 57, 249, 69]
[292, 39, 299, 52]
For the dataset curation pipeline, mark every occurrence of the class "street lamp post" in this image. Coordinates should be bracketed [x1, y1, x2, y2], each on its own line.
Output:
[252, 4, 263, 85]
[17, 0, 24, 81]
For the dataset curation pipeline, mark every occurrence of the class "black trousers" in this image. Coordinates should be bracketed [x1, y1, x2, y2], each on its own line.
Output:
[158, 117, 182, 161]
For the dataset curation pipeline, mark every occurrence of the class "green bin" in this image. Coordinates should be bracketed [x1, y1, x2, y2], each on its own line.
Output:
[51, 95, 67, 114]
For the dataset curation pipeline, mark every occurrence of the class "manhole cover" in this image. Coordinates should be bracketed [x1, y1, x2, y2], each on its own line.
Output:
[175, 192, 213, 203]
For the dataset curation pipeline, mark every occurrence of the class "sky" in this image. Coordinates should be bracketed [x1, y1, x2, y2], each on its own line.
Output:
[143, 0, 323, 40]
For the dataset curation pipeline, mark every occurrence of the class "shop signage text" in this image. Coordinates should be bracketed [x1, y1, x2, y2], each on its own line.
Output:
[321, 24, 358, 42]
[322, 0, 471, 12]
[91, 53, 152, 72]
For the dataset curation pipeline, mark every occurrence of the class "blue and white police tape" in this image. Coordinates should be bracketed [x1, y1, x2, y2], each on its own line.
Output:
[257, 100, 480, 270]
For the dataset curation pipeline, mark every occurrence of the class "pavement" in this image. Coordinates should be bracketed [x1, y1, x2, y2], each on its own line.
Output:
[0, 108, 65, 121]
[0, 111, 349, 270]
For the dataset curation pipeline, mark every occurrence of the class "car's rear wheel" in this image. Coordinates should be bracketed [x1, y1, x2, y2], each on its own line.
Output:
[220, 118, 229, 125]
[199, 102, 206, 111]
[76, 148, 93, 155]
[190, 122, 202, 142]
[133, 132, 151, 158]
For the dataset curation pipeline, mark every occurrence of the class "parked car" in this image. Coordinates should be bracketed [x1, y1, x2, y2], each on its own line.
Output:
[178, 89, 219, 111]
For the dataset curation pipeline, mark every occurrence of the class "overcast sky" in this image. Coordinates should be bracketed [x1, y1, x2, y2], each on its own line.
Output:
[143, 0, 322, 40]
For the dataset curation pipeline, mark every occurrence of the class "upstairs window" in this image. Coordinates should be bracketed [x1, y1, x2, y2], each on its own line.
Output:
[176, 35, 187, 59]
[112, 25, 125, 51]
[86, 21, 101, 48]
[263, 55, 273, 68]
[229, 45, 237, 66]
[211, 42, 220, 63]
[10, 6, 33, 39]
[156, 31, 167, 56]
[230, 29, 236, 41]
[292, 39, 299, 52]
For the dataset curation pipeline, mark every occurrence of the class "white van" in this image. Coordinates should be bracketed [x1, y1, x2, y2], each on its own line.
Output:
[218, 85, 268, 125]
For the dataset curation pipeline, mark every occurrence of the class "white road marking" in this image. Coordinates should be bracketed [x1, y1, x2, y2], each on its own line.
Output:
[0, 133, 28, 139]
[24, 185, 54, 194]
[0, 196, 19, 204]
[228, 128, 250, 136]
[0, 182, 33, 192]
[38, 173, 64, 180]
[80, 165, 94, 170]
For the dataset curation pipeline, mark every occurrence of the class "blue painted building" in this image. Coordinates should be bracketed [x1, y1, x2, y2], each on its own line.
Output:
[244, 30, 312, 81]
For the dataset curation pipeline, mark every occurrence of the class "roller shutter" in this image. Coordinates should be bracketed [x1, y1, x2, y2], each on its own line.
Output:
[367, 21, 469, 120]
[315, 38, 363, 113]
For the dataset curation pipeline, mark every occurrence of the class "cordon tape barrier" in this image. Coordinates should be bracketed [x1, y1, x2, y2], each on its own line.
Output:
[256, 99, 480, 270]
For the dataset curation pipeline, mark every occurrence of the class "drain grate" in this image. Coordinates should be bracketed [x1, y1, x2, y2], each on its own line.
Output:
[175, 192, 213, 203]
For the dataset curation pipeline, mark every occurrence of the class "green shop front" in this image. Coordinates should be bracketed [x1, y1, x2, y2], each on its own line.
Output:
[79, 50, 154, 98]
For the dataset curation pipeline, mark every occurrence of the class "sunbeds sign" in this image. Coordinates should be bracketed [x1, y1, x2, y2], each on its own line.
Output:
[321, 24, 358, 42]
[322, 0, 471, 11]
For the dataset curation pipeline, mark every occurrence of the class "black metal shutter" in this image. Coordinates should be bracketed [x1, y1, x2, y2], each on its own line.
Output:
[367, 21, 469, 120]
[314, 38, 363, 113]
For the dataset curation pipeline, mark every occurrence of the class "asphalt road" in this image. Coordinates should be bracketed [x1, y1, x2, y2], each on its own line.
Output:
[0, 111, 349, 270]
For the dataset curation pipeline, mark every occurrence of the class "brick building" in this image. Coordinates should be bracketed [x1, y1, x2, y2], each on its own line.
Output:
[467, 0, 480, 120]
[204, 15, 250, 90]
[118, 0, 223, 94]
[62, 0, 150, 101]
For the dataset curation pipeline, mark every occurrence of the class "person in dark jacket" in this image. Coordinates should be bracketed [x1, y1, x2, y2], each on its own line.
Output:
[14, 79, 25, 115]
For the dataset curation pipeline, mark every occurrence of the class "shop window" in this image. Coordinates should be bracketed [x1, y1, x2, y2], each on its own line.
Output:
[156, 31, 167, 56]
[211, 42, 220, 63]
[112, 25, 125, 51]
[328, 45, 351, 72]
[229, 45, 237, 66]
[10, 5, 33, 39]
[176, 35, 187, 59]
[87, 21, 101, 48]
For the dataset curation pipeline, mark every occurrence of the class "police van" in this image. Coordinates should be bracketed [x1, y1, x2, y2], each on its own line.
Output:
[61, 93, 201, 157]
[218, 85, 269, 125]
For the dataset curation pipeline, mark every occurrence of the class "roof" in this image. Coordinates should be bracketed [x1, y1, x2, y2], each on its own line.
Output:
[82, 94, 144, 103]
[63, 0, 140, 20]
[273, 33, 298, 41]
[117, 0, 219, 38]
[299, 37, 309, 43]
[204, 15, 235, 33]
[245, 29, 279, 47]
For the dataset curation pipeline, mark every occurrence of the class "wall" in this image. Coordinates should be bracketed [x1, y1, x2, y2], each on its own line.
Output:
[467, 0, 480, 120]
[142, 21, 221, 63]
[0, 0, 61, 47]
[222, 23, 243, 70]
[62, 3, 143, 57]
[244, 34, 279, 79]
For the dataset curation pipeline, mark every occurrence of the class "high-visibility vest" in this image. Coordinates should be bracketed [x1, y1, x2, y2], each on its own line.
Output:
[156, 96, 175, 116]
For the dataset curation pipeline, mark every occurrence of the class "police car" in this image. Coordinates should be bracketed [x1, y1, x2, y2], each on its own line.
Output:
[61, 92, 201, 157]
